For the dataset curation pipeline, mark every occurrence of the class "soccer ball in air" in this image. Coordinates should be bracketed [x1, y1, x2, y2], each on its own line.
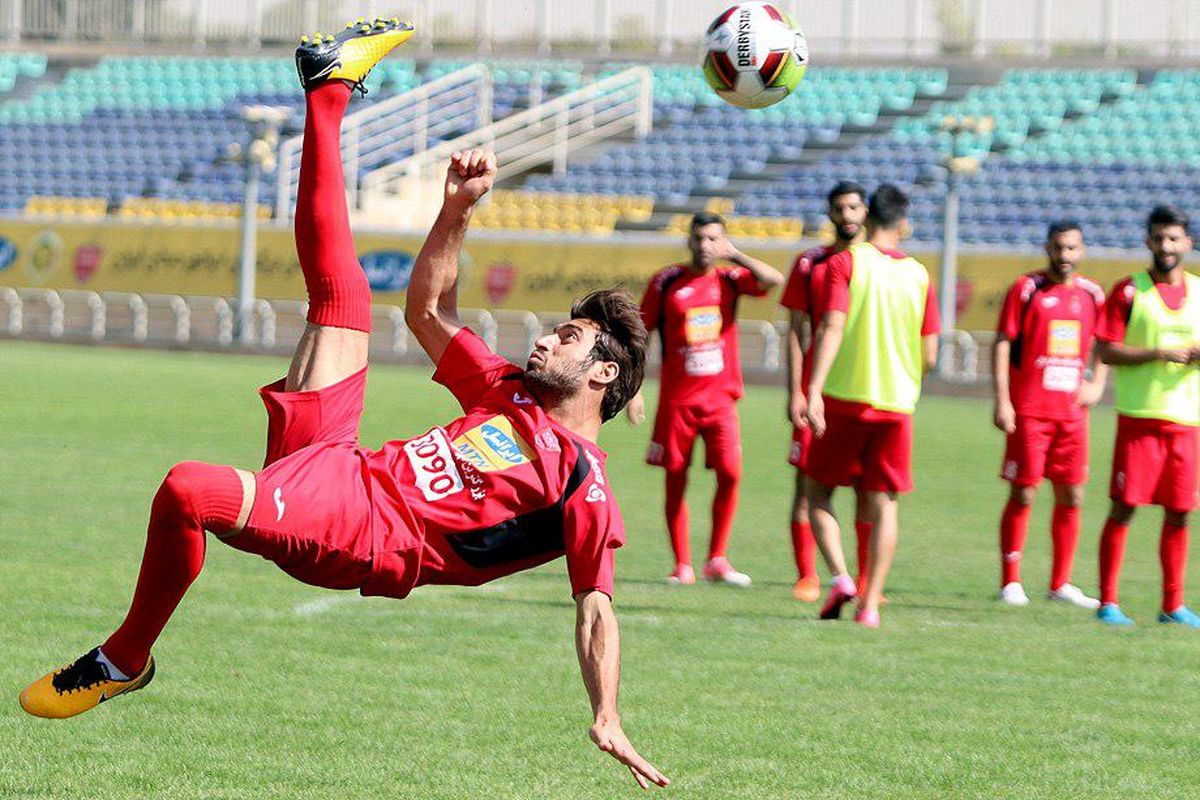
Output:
[702, 2, 809, 109]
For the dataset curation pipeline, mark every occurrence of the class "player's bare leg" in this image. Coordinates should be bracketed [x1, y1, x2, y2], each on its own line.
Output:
[808, 480, 857, 619]
[1045, 483, 1098, 608]
[856, 491, 898, 627]
[998, 483, 1036, 606]
[790, 472, 820, 601]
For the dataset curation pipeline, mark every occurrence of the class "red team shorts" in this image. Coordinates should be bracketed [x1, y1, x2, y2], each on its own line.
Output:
[807, 411, 914, 494]
[222, 368, 378, 590]
[788, 423, 812, 472]
[1109, 415, 1199, 512]
[646, 402, 742, 475]
[1001, 414, 1089, 487]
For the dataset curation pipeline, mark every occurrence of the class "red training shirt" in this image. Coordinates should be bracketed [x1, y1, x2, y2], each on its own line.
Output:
[996, 271, 1105, 422]
[361, 329, 625, 600]
[641, 264, 766, 408]
[821, 245, 942, 420]
[1097, 272, 1189, 344]
[779, 244, 838, 391]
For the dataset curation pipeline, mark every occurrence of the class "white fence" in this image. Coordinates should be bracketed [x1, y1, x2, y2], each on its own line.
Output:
[0, 285, 985, 382]
[3, 0, 1199, 58]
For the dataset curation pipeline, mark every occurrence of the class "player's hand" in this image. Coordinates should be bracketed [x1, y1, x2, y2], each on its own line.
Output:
[626, 393, 646, 426]
[806, 392, 826, 438]
[712, 237, 742, 263]
[788, 391, 808, 429]
[589, 719, 669, 790]
[1075, 379, 1105, 409]
[993, 399, 1016, 433]
[444, 149, 497, 207]
[1157, 347, 1192, 364]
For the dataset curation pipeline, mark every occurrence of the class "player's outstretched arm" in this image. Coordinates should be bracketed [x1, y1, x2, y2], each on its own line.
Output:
[574, 590, 669, 790]
[1096, 339, 1192, 366]
[405, 149, 497, 364]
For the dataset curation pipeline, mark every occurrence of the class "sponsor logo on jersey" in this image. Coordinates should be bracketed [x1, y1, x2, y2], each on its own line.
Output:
[453, 415, 537, 473]
[685, 305, 722, 344]
[405, 428, 466, 502]
[273, 487, 286, 521]
[535, 429, 561, 452]
[1047, 319, 1081, 357]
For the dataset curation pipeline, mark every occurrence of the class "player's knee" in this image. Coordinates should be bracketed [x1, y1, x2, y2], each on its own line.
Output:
[1109, 501, 1135, 524]
[1165, 509, 1190, 528]
[1010, 485, 1037, 506]
[714, 465, 741, 486]
[153, 461, 207, 521]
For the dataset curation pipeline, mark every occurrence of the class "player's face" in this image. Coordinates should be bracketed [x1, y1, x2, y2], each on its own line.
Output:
[688, 223, 727, 269]
[525, 320, 609, 401]
[1044, 229, 1085, 279]
[828, 193, 866, 242]
[1147, 223, 1193, 272]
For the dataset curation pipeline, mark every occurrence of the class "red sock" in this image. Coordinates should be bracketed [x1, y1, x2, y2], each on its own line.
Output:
[999, 500, 1032, 586]
[665, 470, 690, 566]
[1161, 522, 1189, 613]
[708, 472, 739, 560]
[295, 81, 372, 333]
[1049, 504, 1081, 591]
[102, 462, 244, 676]
[791, 520, 816, 580]
[854, 520, 873, 592]
[1099, 518, 1130, 607]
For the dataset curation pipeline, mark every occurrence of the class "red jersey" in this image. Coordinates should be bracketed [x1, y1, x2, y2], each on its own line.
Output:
[641, 263, 766, 408]
[822, 246, 942, 420]
[779, 245, 839, 390]
[363, 329, 625, 599]
[996, 271, 1105, 421]
[1097, 272, 1190, 343]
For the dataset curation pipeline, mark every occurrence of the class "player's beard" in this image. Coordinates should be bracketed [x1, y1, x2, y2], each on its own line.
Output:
[524, 357, 588, 406]
[835, 223, 859, 243]
[1153, 253, 1181, 272]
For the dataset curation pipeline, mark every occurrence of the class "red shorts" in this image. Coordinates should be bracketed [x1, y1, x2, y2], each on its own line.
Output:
[807, 411, 913, 494]
[646, 401, 742, 475]
[789, 423, 812, 472]
[221, 368, 378, 590]
[1109, 415, 1199, 512]
[1001, 414, 1089, 487]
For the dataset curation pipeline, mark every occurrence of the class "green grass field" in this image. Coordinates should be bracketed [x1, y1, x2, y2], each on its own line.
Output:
[2, 340, 1199, 799]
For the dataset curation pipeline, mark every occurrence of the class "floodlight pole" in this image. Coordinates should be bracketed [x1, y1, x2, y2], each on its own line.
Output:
[233, 106, 291, 346]
[936, 115, 992, 377]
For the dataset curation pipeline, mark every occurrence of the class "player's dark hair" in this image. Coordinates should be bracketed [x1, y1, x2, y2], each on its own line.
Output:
[867, 183, 909, 230]
[827, 180, 866, 205]
[571, 289, 648, 422]
[1147, 204, 1190, 234]
[1046, 220, 1083, 240]
[690, 211, 725, 231]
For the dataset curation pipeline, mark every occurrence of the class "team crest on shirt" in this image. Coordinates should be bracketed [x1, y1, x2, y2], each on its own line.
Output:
[684, 305, 722, 344]
[453, 415, 538, 472]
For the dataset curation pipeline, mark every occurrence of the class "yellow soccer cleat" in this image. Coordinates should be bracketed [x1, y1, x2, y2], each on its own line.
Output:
[20, 648, 155, 719]
[295, 16, 414, 94]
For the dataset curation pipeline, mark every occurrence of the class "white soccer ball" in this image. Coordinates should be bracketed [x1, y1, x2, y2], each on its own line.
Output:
[702, 2, 809, 109]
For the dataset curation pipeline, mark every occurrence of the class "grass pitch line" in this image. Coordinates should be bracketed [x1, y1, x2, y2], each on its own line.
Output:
[292, 595, 363, 617]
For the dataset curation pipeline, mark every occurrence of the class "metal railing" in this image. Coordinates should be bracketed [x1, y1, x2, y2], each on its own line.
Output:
[2, 1, 1195, 59]
[360, 66, 653, 215]
[0, 286, 862, 380]
[274, 65, 493, 220]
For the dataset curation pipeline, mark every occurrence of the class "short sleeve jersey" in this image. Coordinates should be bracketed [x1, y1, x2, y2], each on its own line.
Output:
[1097, 273, 1190, 343]
[779, 245, 837, 390]
[821, 246, 942, 420]
[363, 329, 625, 599]
[641, 264, 766, 407]
[996, 271, 1106, 421]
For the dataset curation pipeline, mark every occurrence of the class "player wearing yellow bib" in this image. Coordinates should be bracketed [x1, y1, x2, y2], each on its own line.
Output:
[804, 185, 941, 627]
[1094, 205, 1200, 627]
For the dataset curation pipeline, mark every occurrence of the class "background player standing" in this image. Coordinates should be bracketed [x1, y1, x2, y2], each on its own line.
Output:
[630, 212, 783, 586]
[992, 221, 1106, 609]
[804, 185, 941, 627]
[779, 181, 870, 602]
[1093, 205, 1200, 627]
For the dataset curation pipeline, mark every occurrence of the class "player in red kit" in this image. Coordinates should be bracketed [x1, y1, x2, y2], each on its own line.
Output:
[780, 181, 871, 602]
[992, 221, 1106, 610]
[1093, 205, 1200, 628]
[630, 213, 783, 586]
[20, 22, 669, 789]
